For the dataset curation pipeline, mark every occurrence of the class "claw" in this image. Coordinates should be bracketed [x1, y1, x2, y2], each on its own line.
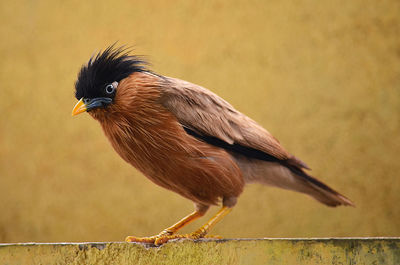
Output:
[154, 234, 185, 245]
[126, 233, 222, 246]
[154, 233, 222, 246]
[125, 207, 231, 245]
[125, 235, 157, 244]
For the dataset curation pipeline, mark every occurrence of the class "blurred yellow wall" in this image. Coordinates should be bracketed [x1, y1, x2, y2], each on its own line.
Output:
[0, 0, 399, 242]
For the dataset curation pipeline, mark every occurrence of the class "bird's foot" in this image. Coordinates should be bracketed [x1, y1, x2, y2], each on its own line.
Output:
[125, 232, 222, 246]
[125, 235, 159, 244]
[153, 233, 222, 245]
[125, 228, 174, 244]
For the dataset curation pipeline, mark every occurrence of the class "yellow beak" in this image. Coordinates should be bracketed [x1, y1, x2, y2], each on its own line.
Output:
[71, 98, 87, 116]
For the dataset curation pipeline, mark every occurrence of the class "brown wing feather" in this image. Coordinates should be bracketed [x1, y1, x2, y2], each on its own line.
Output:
[159, 77, 295, 162]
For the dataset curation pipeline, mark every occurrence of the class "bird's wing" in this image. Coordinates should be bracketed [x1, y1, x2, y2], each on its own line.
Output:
[159, 77, 294, 161]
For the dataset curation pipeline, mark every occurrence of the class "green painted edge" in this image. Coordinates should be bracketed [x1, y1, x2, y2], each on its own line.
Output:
[0, 238, 399, 265]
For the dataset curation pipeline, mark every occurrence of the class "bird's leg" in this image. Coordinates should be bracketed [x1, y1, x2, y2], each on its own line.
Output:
[153, 206, 232, 245]
[157, 210, 205, 236]
[191, 206, 232, 238]
[125, 205, 208, 244]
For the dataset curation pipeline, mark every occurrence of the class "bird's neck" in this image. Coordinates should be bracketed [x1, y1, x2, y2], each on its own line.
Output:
[88, 72, 178, 170]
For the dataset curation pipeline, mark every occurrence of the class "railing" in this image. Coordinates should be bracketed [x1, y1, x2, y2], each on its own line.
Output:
[0, 238, 399, 265]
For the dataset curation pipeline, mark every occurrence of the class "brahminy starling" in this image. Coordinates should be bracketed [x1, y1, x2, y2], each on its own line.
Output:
[72, 46, 354, 245]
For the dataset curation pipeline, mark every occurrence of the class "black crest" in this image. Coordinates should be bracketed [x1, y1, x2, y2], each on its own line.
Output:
[75, 45, 148, 99]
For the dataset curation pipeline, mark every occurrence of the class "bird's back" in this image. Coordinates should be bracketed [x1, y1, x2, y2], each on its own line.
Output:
[158, 75, 354, 207]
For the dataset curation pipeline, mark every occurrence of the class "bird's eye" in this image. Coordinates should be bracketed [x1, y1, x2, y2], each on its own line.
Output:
[105, 84, 115, 95]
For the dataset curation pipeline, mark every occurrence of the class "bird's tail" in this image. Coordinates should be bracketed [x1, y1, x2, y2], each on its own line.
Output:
[233, 154, 354, 207]
[288, 165, 355, 207]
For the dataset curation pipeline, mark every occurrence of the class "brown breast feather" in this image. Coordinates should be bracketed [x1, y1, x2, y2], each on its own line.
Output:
[91, 72, 244, 206]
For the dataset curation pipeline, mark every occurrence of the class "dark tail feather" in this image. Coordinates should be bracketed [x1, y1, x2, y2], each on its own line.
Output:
[184, 126, 354, 207]
[288, 165, 355, 207]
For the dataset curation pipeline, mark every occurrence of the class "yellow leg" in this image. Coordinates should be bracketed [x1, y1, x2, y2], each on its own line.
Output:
[154, 206, 232, 245]
[125, 210, 204, 244]
[161, 211, 205, 235]
[192, 206, 232, 237]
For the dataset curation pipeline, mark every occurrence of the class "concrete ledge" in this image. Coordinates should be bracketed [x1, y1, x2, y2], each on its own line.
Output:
[0, 238, 399, 265]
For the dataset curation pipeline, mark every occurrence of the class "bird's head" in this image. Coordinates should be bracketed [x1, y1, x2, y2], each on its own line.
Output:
[72, 46, 148, 116]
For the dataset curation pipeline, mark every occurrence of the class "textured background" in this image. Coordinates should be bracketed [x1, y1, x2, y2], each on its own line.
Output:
[0, 0, 399, 242]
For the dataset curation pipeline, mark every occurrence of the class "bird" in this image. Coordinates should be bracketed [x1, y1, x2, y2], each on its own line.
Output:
[72, 45, 354, 245]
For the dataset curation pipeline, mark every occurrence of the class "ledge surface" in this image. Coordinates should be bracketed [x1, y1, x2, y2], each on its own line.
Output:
[0, 238, 399, 265]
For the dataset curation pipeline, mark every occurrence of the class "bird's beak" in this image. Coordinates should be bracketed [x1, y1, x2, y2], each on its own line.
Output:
[72, 98, 87, 116]
[72, 97, 113, 116]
